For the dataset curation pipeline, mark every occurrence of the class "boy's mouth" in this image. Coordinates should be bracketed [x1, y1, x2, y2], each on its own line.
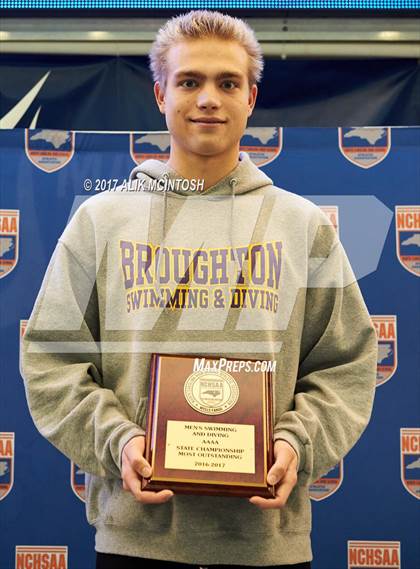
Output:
[190, 117, 227, 124]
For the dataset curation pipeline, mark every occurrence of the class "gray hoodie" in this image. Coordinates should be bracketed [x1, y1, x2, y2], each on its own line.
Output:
[21, 151, 377, 566]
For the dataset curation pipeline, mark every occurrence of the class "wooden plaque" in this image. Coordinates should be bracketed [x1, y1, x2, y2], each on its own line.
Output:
[142, 353, 275, 498]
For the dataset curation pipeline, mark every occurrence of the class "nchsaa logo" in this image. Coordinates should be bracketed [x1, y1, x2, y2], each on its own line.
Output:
[347, 540, 400, 568]
[239, 127, 283, 166]
[339, 127, 391, 169]
[309, 460, 343, 501]
[70, 461, 86, 502]
[0, 209, 19, 279]
[25, 129, 75, 173]
[372, 316, 397, 386]
[15, 546, 68, 569]
[130, 131, 170, 165]
[400, 428, 420, 499]
[0, 432, 14, 501]
[19, 319, 28, 379]
[319, 205, 339, 236]
[395, 206, 420, 276]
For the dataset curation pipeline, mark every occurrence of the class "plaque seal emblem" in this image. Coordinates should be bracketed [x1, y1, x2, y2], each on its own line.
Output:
[184, 370, 239, 415]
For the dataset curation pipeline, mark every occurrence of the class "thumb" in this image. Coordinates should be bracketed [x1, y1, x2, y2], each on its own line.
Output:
[267, 440, 298, 485]
[267, 459, 288, 486]
[122, 435, 152, 477]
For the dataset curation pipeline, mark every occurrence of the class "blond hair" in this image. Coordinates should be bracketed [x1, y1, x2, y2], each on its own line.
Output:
[149, 10, 264, 90]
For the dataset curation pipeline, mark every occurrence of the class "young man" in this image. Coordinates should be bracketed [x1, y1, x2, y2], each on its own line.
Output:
[22, 10, 378, 569]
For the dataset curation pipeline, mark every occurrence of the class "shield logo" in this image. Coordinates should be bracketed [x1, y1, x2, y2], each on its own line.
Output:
[319, 205, 339, 236]
[15, 546, 68, 569]
[400, 428, 420, 499]
[240, 127, 283, 167]
[20, 319, 27, 339]
[309, 460, 343, 501]
[25, 129, 75, 173]
[347, 540, 401, 569]
[372, 315, 398, 386]
[0, 432, 14, 501]
[339, 127, 391, 169]
[199, 378, 224, 407]
[70, 461, 86, 502]
[0, 209, 19, 279]
[395, 206, 420, 276]
[130, 131, 170, 165]
[19, 319, 28, 378]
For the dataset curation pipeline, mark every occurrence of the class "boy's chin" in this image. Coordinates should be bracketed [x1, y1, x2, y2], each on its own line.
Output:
[191, 142, 233, 157]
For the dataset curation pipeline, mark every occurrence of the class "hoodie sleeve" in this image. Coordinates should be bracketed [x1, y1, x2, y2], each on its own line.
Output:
[273, 230, 378, 485]
[21, 204, 145, 479]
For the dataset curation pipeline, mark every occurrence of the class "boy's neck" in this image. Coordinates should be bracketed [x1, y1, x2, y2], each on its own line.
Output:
[166, 144, 240, 191]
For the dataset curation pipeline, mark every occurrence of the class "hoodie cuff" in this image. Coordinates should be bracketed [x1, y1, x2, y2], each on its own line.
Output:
[273, 430, 305, 473]
[109, 423, 146, 475]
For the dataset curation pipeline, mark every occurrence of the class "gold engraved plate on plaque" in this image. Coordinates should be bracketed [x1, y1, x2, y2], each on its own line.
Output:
[164, 420, 255, 474]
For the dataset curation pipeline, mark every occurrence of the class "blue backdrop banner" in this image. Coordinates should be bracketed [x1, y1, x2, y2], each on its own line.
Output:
[0, 126, 419, 569]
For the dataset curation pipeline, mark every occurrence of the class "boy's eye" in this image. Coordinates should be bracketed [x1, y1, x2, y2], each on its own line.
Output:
[180, 79, 198, 88]
[179, 79, 238, 89]
[222, 80, 237, 90]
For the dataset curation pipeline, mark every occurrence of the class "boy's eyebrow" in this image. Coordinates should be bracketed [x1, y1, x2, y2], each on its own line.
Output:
[173, 70, 244, 80]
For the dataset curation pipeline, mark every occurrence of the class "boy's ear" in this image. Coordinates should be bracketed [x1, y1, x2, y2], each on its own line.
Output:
[248, 83, 258, 117]
[154, 81, 166, 114]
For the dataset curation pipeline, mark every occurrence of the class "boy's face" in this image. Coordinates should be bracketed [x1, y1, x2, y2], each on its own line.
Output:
[154, 37, 258, 160]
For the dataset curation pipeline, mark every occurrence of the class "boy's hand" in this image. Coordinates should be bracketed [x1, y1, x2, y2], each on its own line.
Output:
[121, 435, 174, 504]
[249, 439, 298, 509]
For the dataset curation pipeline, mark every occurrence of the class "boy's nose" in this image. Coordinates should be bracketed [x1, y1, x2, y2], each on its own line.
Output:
[197, 88, 221, 109]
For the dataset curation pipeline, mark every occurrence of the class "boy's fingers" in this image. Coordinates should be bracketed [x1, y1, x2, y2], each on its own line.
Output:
[123, 452, 152, 478]
[133, 458, 152, 478]
[267, 454, 293, 485]
[123, 467, 144, 501]
[136, 489, 174, 504]
[273, 468, 297, 505]
[267, 461, 287, 486]
[122, 436, 151, 477]
[249, 495, 284, 509]
[122, 463, 174, 503]
[250, 464, 298, 509]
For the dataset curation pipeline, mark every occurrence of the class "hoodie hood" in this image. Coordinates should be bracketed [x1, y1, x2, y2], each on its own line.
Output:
[128, 151, 274, 295]
[128, 150, 273, 197]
